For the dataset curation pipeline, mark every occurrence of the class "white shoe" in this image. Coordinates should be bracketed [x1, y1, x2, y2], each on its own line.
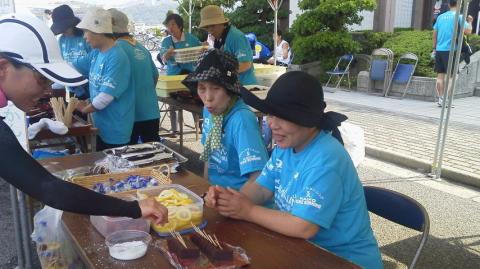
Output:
[437, 97, 443, 107]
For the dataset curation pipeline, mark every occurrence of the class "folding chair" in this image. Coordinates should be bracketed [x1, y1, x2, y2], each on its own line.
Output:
[325, 54, 354, 90]
[367, 48, 394, 95]
[364, 186, 430, 269]
[384, 53, 418, 98]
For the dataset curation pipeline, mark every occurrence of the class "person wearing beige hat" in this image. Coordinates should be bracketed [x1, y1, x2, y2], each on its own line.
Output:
[73, 8, 135, 151]
[199, 5, 256, 85]
[109, 8, 161, 144]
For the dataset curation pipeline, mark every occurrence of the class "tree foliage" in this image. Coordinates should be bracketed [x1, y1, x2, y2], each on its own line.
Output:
[291, 0, 376, 66]
[176, 0, 288, 47]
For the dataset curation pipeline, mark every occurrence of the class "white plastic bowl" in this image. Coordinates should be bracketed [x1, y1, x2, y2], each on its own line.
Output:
[105, 230, 151, 260]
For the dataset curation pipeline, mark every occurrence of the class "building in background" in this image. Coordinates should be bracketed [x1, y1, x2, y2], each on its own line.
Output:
[287, 0, 480, 33]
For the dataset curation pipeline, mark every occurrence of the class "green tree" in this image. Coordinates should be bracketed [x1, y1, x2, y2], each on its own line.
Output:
[291, 0, 376, 70]
[175, 0, 288, 47]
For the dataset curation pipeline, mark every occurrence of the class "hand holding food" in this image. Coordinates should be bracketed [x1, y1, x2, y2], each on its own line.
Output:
[138, 197, 168, 225]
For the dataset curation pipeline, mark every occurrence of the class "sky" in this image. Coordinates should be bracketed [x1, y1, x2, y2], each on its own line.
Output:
[14, 0, 177, 9]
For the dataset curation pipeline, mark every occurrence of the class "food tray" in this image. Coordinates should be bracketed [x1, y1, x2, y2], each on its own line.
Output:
[253, 63, 287, 75]
[69, 165, 171, 195]
[156, 75, 188, 90]
[174, 46, 208, 63]
[103, 142, 188, 167]
[137, 184, 204, 235]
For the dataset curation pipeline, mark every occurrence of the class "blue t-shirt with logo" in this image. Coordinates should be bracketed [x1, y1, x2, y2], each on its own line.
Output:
[160, 32, 201, 75]
[117, 39, 160, 122]
[74, 46, 135, 145]
[224, 26, 257, 85]
[201, 99, 268, 190]
[58, 35, 92, 97]
[256, 131, 383, 269]
[434, 11, 469, 51]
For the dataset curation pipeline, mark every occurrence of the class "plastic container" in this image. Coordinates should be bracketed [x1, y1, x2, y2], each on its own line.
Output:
[90, 215, 150, 238]
[90, 194, 150, 237]
[105, 230, 151, 260]
[137, 184, 204, 235]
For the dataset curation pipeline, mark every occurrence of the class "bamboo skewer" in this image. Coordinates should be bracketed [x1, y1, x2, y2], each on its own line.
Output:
[50, 97, 79, 127]
[190, 222, 222, 249]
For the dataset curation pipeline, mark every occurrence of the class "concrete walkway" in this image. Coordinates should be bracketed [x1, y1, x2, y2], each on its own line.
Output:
[324, 89, 480, 187]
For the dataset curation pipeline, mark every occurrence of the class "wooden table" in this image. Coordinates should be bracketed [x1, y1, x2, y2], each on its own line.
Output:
[158, 97, 266, 152]
[30, 124, 98, 153]
[39, 153, 360, 269]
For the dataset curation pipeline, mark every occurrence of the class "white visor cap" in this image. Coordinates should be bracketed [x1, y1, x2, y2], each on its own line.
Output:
[0, 13, 87, 87]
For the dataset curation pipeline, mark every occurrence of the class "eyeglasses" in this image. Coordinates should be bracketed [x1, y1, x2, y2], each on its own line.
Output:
[21, 63, 54, 88]
[4, 56, 54, 88]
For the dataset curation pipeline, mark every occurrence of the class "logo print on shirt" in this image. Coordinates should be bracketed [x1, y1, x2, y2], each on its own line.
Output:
[293, 172, 299, 180]
[239, 148, 262, 165]
[275, 159, 283, 170]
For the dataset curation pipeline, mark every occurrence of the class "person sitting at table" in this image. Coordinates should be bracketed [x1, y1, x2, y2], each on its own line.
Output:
[204, 71, 383, 269]
[50, 4, 91, 100]
[72, 8, 135, 151]
[0, 14, 167, 224]
[267, 30, 290, 67]
[160, 13, 201, 75]
[109, 9, 160, 144]
[182, 49, 269, 191]
[199, 5, 257, 85]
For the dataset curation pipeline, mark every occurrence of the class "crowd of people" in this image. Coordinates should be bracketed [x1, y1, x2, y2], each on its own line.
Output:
[1, 4, 383, 269]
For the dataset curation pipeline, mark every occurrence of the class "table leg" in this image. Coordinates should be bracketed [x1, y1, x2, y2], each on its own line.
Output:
[10, 186, 25, 269]
[91, 134, 97, 152]
[170, 107, 178, 133]
[18, 191, 33, 269]
[179, 108, 184, 152]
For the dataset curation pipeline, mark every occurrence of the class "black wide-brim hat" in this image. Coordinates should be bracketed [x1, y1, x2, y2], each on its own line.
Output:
[182, 49, 241, 95]
[51, 5, 81, 35]
[241, 71, 347, 128]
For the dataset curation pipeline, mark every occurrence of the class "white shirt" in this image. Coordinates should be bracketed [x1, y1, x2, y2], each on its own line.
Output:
[274, 40, 290, 64]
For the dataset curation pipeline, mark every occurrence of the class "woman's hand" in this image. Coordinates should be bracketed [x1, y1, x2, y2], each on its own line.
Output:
[164, 48, 175, 61]
[138, 197, 168, 225]
[216, 187, 254, 220]
[75, 100, 88, 113]
[204, 185, 224, 208]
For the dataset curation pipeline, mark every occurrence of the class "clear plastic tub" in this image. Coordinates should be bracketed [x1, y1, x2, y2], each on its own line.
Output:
[90, 215, 150, 238]
[90, 194, 150, 237]
[105, 230, 151, 260]
[137, 184, 204, 236]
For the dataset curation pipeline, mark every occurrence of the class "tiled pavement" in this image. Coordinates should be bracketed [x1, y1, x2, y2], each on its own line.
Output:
[324, 89, 480, 186]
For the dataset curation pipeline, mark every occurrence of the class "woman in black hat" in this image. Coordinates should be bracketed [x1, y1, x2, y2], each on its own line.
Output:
[51, 4, 91, 99]
[205, 71, 383, 269]
[182, 49, 269, 191]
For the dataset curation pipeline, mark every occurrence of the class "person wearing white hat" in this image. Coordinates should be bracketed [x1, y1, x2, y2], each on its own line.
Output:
[109, 8, 160, 144]
[199, 5, 256, 86]
[0, 14, 168, 224]
[73, 8, 135, 151]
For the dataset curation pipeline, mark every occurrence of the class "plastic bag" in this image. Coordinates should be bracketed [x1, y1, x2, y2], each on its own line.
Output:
[338, 122, 365, 167]
[31, 206, 85, 269]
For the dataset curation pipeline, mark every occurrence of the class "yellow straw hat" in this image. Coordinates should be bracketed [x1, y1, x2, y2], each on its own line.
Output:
[199, 5, 229, 28]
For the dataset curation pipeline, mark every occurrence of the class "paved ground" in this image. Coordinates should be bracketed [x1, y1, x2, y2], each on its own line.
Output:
[161, 128, 480, 269]
[323, 89, 480, 186]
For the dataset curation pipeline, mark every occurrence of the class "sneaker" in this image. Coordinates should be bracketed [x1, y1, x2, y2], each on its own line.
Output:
[437, 97, 443, 107]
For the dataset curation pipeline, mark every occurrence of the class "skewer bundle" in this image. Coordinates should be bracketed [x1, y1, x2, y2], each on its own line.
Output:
[50, 97, 78, 127]
[191, 222, 222, 249]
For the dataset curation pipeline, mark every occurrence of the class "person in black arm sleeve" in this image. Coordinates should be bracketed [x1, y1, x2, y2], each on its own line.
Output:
[0, 14, 168, 224]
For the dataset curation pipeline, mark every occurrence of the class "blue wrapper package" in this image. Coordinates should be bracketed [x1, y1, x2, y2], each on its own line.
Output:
[92, 175, 159, 194]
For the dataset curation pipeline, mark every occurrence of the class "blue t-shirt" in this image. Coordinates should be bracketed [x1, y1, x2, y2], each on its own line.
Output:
[434, 11, 469, 51]
[224, 26, 257, 85]
[256, 131, 383, 269]
[117, 39, 160, 122]
[201, 99, 268, 190]
[255, 41, 271, 59]
[160, 32, 201, 75]
[73, 46, 135, 145]
[58, 35, 91, 97]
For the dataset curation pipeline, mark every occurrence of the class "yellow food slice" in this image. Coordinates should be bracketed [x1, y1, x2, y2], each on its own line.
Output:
[176, 207, 192, 222]
[154, 219, 177, 232]
[157, 189, 175, 200]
